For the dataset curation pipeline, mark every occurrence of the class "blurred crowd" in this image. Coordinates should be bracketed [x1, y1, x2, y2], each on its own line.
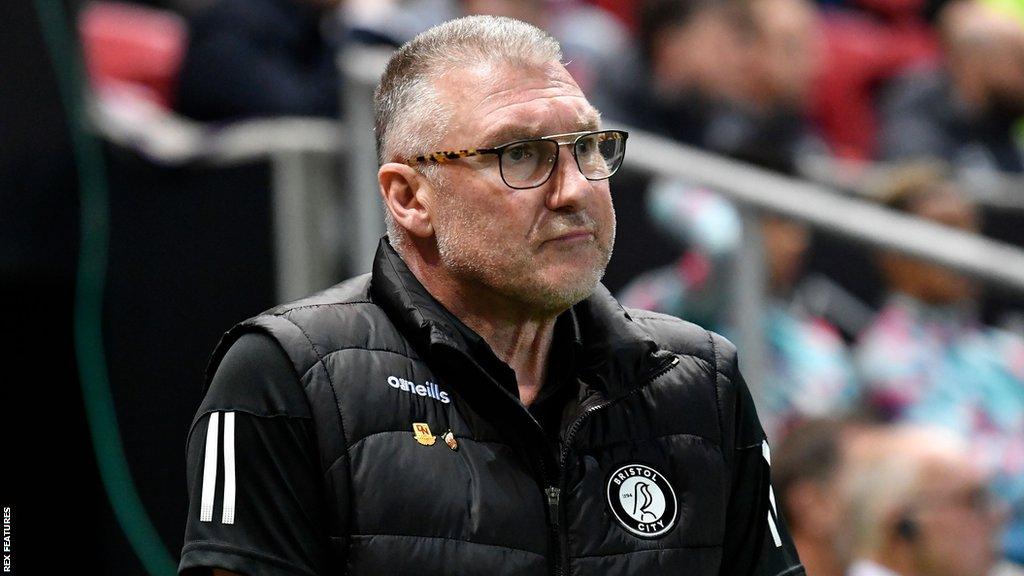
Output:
[619, 162, 1024, 574]
[776, 419, 1016, 576]
[107, 0, 1024, 181]
[78, 0, 1024, 573]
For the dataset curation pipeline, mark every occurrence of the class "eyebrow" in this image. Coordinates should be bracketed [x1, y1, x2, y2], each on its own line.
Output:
[482, 126, 537, 148]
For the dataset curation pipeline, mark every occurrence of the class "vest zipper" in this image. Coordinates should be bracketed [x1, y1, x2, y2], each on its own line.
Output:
[442, 348, 562, 574]
[540, 444, 565, 569]
[545, 486, 561, 527]
[553, 355, 680, 575]
[438, 343, 679, 576]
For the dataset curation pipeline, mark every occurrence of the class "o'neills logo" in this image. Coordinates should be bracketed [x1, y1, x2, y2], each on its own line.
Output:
[606, 463, 678, 539]
[387, 376, 451, 404]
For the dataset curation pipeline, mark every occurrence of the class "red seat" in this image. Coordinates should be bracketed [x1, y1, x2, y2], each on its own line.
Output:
[810, 10, 939, 159]
[79, 1, 187, 108]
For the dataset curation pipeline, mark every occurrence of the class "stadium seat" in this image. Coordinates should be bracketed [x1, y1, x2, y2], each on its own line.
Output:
[79, 1, 187, 108]
[811, 10, 939, 160]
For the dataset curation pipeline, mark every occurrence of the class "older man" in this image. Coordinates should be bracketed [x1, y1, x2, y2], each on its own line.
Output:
[877, 0, 1024, 174]
[178, 15, 803, 576]
[840, 426, 1003, 576]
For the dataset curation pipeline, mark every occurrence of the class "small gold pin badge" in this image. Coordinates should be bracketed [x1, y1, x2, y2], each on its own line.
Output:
[443, 429, 458, 451]
[413, 422, 436, 446]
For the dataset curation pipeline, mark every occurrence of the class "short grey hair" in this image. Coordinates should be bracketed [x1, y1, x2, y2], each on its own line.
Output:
[373, 15, 564, 249]
[841, 449, 920, 560]
[837, 426, 968, 562]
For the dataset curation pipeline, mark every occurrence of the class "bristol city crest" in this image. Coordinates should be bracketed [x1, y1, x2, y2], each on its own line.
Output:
[606, 463, 678, 538]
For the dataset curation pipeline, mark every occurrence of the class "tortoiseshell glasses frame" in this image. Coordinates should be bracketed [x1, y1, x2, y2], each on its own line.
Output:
[405, 129, 629, 190]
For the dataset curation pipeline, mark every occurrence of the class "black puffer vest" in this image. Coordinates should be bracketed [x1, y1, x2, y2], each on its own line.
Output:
[204, 239, 785, 575]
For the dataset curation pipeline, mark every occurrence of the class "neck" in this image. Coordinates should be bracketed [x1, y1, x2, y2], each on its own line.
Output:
[405, 248, 562, 406]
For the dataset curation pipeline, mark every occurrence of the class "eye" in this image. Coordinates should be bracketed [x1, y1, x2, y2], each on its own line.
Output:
[575, 136, 597, 156]
[505, 142, 535, 164]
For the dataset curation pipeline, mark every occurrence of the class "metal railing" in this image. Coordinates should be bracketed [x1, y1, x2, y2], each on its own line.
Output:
[798, 153, 1024, 212]
[614, 127, 1024, 388]
[89, 93, 352, 301]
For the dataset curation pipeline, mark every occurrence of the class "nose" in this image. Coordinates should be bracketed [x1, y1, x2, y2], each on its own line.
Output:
[545, 145, 592, 212]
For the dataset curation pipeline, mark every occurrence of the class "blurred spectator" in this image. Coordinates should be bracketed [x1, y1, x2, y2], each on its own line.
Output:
[619, 179, 858, 439]
[343, 0, 447, 46]
[809, 0, 939, 160]
[175, 0, 343, 121]
[840, 426, 1004, 576]
[743, 0, 821, 113]
[877, 0, 1024, 175]
[345, 0, 630, 93]
[593, 0, 826, 172]
[543, 1, 633, 93]
[774, 418, 860, 576]
[456, 0, 633, 93]
[593, 0, 749, 146]
[704, 0, 827, 173]
[855, 164, 1024, 563]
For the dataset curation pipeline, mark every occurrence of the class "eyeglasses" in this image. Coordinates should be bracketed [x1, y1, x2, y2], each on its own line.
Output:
[405, 129, 628, 190]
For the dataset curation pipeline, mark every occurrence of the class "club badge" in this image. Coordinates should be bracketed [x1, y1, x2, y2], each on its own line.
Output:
[606, 463, 678, 538]
[412, 422, 436, 446]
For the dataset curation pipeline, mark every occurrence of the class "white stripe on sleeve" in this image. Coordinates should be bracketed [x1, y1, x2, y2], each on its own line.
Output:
[767, 511, 783, 547]
[762, 440, 783, 547]
[221, 411, 237, 524]
[199, 411, 220, 522]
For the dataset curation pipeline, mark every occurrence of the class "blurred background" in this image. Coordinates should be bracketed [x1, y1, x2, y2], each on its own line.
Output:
[5, 0, 1024, 573]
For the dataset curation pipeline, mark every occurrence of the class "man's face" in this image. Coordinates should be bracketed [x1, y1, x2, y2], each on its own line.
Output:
[911, 461, 999, 576]
[424, 61, 616, 314]
[655, 11, 749, 103]
[882, 189, 979, 304]
[761, 215, 809, 295]
[749, 0, 822, 108]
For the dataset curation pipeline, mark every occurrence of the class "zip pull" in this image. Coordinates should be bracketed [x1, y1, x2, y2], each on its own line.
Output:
[545, 486, 561, 527]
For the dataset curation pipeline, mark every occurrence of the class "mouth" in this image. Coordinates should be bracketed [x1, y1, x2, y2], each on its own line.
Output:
[543, 230, 595, 245]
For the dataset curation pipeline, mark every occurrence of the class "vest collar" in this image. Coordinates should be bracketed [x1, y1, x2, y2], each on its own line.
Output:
[369, 238, 673, 399]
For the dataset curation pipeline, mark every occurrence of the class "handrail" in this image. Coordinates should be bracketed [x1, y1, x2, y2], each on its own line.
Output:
[798, 153, 1024, 212]
[88, 92, 344, 165]
[619, 125, 1024, 296]
[87, 55, 1024, 296]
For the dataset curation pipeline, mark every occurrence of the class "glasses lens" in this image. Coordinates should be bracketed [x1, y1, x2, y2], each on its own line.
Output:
[501, 139, 558, 188]
[575, 131, 625, 180]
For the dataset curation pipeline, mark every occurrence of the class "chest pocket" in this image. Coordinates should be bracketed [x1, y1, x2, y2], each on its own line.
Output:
[561, 388, 728, 565]
[344, 397, 551, 560]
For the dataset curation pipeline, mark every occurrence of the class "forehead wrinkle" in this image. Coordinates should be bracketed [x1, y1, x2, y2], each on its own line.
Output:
[439, 62, 600, 149]
[474, 78, 583, 109]
[479, 97, 600, 146]
[469, 59, 581, 103]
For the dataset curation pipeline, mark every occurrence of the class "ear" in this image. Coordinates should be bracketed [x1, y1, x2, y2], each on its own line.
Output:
[378, 162, 435, 239]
